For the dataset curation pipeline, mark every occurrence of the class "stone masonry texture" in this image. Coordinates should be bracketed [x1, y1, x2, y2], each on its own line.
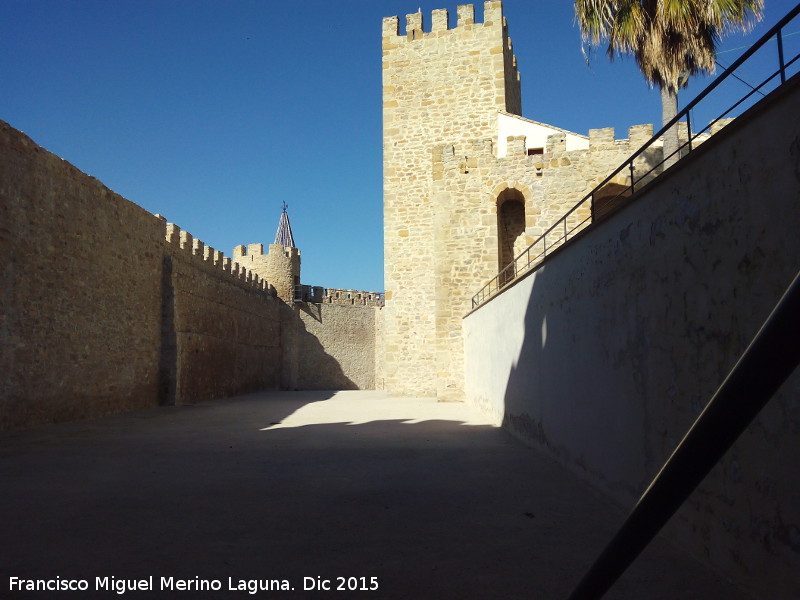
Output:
[295, 303, 381, 390]
[1, 3, 798, 596]
[382, 1, 521, 400]
[381, 2, 672, 401]
[0, 121, 381, 429]
[0, 121, 164, 428]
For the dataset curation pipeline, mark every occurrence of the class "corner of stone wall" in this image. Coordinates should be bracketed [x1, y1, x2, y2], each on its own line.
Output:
[374, 305, 385, 390]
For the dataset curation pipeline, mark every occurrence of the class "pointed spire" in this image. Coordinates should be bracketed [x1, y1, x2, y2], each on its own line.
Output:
[274, 201, 295, 248]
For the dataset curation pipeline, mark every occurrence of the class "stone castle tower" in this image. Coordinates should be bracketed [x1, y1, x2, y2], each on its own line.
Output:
[233, 205, 301, 303]
[381, 1, 677, 402]
[382, 1, 521, 400]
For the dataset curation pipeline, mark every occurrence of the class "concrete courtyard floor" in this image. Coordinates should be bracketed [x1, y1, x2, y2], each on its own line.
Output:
[0, 390, 754, 599]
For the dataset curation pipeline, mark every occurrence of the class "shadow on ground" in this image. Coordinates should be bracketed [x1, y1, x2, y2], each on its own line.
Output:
[0, 391, 750, 599]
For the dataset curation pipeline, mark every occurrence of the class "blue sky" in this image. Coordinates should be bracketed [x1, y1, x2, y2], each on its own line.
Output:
[2, 1, 797, 292]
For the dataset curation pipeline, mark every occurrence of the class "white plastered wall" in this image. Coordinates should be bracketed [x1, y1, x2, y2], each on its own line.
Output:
[497, 112, 589, 157]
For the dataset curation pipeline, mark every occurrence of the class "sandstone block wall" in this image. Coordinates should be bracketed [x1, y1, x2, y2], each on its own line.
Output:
[0, 120, 165, 429]
[427, 125, 662, 400]
[462, 76, 800, 597]
[1, 121, 384, 430]
[293, 285, 385, 307]
[230, 237, 385, 392]
[114, 220, 286, 409]
[233, 242, 299, 303]
[1, 119, 384, 429]
[380, 1, 672, 401]
[163, 232, 285, 405]
[294, 303, 382, 390]
[374, 303, 385, 390]
[382, 1, 521, 399]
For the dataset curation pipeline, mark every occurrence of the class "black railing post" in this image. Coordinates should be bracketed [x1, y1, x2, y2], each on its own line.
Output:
[686, 111, 693, 152]
[629, 161, 636, 194]
[777, 29, 787, 84]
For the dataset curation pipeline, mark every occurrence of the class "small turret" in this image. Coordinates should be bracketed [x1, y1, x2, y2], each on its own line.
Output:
[233, 203, 301, 303]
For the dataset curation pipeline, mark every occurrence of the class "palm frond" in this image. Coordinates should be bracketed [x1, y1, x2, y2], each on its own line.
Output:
[574, 0, 763, 91]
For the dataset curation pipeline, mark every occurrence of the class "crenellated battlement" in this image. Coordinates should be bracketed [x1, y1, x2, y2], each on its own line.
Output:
[156, 217, 276, 296]
[586, 124, 658, 152]
[432, 122, 671, 177]
[233, 243, 300, 261]
[230, 241, 301, 304]
[382, 1, 522, 397]
[294, 285, 385, 308]
[324, 288, 384, 307]
[383, 1, 505, 40]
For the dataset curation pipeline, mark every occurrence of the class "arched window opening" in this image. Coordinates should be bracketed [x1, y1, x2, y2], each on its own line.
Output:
[497, 189, 527, 284]
[593, 182, 631, 219]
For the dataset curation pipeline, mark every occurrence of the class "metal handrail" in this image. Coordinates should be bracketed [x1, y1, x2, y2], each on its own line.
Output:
[471, 3, 800, 310]
[471, 200, 592, 308]
[566, 270, 800, 599]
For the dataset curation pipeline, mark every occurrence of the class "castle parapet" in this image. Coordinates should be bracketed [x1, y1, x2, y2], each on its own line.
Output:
[383, 1, 504, 39]
[588, 127, 617, 150]
[203, 246, 223, 267]
[507, 135, 527, 156]
[192, 238, 204, 258]
[161, 221, 275, 296]
[547, 133, 567, 153]
[270, 243, 300, 259]
[628, 124, 654, 148]
[406, 12, 423, 39]
[431, 9, 449, 32]
[231, 241, 300, 303]
[323, 288, 385, 307]
[179, 230, 193, 256]
[293, 285, 385, 307]
[457, 4, 475, 26]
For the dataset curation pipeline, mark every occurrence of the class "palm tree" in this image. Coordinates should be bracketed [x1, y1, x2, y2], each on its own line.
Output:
[575, 0, 763, 167]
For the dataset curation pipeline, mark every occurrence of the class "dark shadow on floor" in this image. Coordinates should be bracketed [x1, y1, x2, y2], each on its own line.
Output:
[0, 392, 751, 600]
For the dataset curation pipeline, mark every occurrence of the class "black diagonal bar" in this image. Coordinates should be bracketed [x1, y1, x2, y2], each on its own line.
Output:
[567, 269, 800, 600]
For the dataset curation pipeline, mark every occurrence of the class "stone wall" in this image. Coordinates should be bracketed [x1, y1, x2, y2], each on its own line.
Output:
[374, 304, 385, 390]
[380, 2, 676, 402]
[382, 1, 521, 399]
[426, 124, 662, 400]
[294, 303, 382, 390]
[0, 121, 165, 429]
[293, 285, 385, 307]
[233, 242, 299, 303]
[162, 229, 285, 405]
[462, 76, 800, 597]
[0, 120, 382, 430]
